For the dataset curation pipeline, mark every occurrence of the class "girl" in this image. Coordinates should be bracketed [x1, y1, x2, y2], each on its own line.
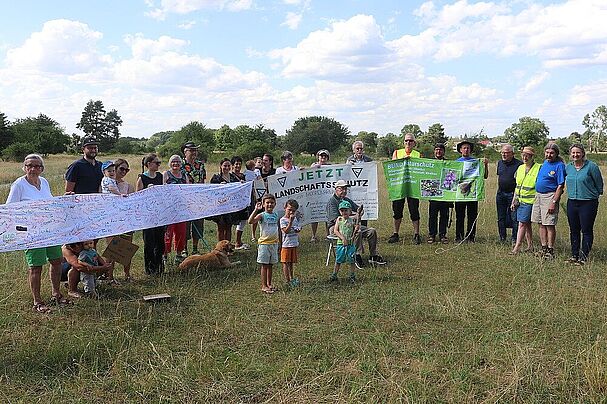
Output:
[163, 155, 189, 263]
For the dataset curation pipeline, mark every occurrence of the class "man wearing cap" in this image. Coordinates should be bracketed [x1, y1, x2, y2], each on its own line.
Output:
[427, 143, 452, 244]
[65, 137, 103, 194]
[181, 142, 207, 254]
[454, 140, 489, 242]
[326, 179, 387, 268]
[389, 133, 422, 244]
[531, 143, 566, 259]
[346, 141, 373, 164]
[496, 144, 522, 243]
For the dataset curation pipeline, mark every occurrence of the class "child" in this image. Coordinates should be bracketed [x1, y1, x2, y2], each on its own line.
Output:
[244, 160, 260, 182]
[248, 194, 279, 294]
[331, 200, 360, 283]
[101, 161, 121, 195]
[77, 240, 110, 296]
[280, 199, 301, 287]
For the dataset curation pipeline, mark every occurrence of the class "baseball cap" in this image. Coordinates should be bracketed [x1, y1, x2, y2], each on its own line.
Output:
[81, 137, 99, 148]
[317, 149, 330, 158]
[101, 160, 115, 171]
[338, 200, 352, 210]
[334, 179, 351, 188]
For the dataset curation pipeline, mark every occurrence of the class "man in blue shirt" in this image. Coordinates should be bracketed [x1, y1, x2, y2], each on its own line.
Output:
[531, 143, 566, 259]
[65, 137, 103, 194]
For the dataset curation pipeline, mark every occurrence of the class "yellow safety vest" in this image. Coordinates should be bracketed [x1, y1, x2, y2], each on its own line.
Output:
[395, 149, 421, 159]
[515, 163, 540, 204]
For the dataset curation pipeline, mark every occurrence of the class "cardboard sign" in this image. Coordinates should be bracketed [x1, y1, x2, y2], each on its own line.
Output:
[102, 235, 139, 266]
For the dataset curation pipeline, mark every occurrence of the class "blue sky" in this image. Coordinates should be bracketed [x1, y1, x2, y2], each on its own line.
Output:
[1, 0, 606, 139]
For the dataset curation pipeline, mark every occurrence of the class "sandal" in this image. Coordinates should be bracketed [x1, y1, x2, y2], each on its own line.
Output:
[32, 302, 52, 314]
[49, 294, 74, 306]
[68, 291, 83, 299]
[262, 288, 274, 294]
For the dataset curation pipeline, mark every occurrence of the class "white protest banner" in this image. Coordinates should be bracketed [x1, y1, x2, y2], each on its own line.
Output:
[0, 182, 252, 253]
[254, 163, 378, 226]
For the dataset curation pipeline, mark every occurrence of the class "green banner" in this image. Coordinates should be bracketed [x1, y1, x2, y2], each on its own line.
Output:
[382, 157, 485, 202]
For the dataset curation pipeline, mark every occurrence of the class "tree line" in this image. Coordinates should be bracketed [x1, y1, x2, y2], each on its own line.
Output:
[1, 100, 605, 162]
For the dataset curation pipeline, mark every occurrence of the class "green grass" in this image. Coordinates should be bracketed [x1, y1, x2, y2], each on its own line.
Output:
[1, 155, 607, 402]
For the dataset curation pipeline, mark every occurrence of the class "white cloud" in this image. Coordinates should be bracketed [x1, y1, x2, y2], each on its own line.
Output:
[520, 71, 550, 94]
[281, 12, 303, 29]
[145, 0, 252, 20]
[178, 20, 197, 30]
[6, 19, 109, 74]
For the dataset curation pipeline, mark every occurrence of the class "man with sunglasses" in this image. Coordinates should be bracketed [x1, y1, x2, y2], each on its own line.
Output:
[65, 137, 103, 194]
[389, 133, 422, 244]
[346, 140, 373, 165]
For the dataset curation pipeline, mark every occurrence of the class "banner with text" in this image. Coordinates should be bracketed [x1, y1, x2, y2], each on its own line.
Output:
[0, 182, 252, 253]
[254, 163, 378, 226]
[382, 157, 485, 202]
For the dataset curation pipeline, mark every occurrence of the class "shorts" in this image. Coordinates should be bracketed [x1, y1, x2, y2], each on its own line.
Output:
[25, 245, 62, 267]
[280, 246, 298, 263]
[80, 272, 97, 293]
[336, 244, 356, 264]
[516, 202, 533, 223]
[236, 219, 247, 232]
[257, 243, 279, 265]
[186, 219, 204, 241]
[392, 197, 420, 221]
[531, 192, 559, 225]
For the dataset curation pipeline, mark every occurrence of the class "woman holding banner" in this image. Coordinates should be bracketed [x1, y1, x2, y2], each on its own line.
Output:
[6, 154, 68, 313]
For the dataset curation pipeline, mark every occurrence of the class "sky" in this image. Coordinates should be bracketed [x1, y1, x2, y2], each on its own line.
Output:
[0, 0, 606, 140]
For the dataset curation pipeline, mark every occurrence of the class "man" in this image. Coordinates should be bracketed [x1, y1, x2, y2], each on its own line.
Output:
[454, 140, 489, 242]
[531, 143, 565, 259]
[427, 143, 452, 244]
[181, 142, 207, 254]
[326, 180, 386, 268]
[65, 137, 103, 194]
[496, 144, 522, 243]
[346, 140, 373, 164]
[389, 133, 421, 244]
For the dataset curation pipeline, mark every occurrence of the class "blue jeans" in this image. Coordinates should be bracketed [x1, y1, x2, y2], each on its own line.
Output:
[567, 199, 599, 260]
[496, 190, 517, 241]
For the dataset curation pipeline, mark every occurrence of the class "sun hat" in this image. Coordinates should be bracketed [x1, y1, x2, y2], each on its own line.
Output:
[456, 140, 474, 153]
[334, 179, 351, 188]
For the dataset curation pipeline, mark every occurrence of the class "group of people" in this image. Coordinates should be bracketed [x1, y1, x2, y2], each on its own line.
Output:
[5, 134, 604, 309]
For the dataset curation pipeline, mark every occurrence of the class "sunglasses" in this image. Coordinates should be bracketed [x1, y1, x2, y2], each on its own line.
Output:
[118, 167, 130, 172]
[404, 139, 415, 143]
[25, 164, 43, 169]
[355, 147, 363, 150]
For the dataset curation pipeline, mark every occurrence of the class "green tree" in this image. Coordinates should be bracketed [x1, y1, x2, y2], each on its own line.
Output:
[0, 112, 13, 154]
[504, 117, 549, 150]
[356, 131, 378, 153]
[76, 100, 123, 150]
[11, 114, 70, 156]
[284, 116, 350, 155]
[400, 124, 423, 138]
[146, 131, 175, 150]
[582, 105, 607, 152]
[377, 132, 400, 157]
[157, 121, 215, 159]
[419, 123, 448, 146]
[215, 125, 238, 151]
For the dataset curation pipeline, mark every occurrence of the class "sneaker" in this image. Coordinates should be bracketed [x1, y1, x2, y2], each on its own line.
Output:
[310, 236, 318, 242]
[440, 236, 449, 244]
[354, 254, 364, 269]
[388, 233, 400, 243]
[427, 235, 435, 244]
[329, 273, 338, 282]
[413, 234, 421, 245]
[566, 256, 578, 264]
[289, 278, 301, 287]
[575, 259, 586, 266]
[543, 248, 555, 260]
[535, 246, 548, 258]
[369, 255, 387, 265]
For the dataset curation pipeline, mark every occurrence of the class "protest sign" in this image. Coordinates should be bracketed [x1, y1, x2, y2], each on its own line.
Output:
[383, 157, 485, 202]
[102, 235, 139, 267]
[254, 163, 378, 226]
[0, 182, 252, 253]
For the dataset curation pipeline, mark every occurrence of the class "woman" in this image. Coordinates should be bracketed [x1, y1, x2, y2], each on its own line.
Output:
[163, 155, 189, 264]
[260, 153, 276, 179]
[310, 149, 332, 241]
[136, 154, 165, 275]
[565, 143, 604, 264]
[6, 154, 68, 313]
[231, 156, 251, 250]
[112, 158, 136, 280]
[275, 150, 299, 174]
[210, 158, 241, 242]
[510, 147, 541, 255]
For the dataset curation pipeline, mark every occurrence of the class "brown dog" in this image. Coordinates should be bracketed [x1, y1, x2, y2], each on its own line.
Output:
[178, 240, 242, 271]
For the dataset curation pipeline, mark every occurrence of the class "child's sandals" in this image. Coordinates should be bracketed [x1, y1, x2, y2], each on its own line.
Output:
[32, 302, 52, 314]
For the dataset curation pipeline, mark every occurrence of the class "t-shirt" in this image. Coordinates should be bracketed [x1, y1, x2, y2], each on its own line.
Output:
[78, 248, 99, 266]
[456, 156, 476, 162]
[244, 169, 257, 182]
[326, 195, 359, 228]
[496, 158, 522, 193]
[258, 212, 279, 245]
[336, 217, 355, 245]
[101, 177, 119, 194]
[65, 158, 103, 194]
[280, 216, 300, 247]
[275, 166, 299, 174]
[6, 176, 53, 203]
[535, 160, 566, 193]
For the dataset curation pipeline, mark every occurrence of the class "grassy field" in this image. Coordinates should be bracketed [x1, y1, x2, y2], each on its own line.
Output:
[1, 153, 607, 402]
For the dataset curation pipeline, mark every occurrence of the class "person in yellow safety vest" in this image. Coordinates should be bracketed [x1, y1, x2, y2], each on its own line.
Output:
[509, 146, 541, 255]
[389, 133, 422, 244]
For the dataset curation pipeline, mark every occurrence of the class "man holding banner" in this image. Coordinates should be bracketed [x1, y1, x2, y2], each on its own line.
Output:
[427, 144, 452, 244]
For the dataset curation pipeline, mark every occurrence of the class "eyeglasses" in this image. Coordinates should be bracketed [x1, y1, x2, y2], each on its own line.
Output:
[118, 167, 130, 172]
[355, 147, 363, 150]
[404, 139, 415, 143]
[25, 164, 43, 169]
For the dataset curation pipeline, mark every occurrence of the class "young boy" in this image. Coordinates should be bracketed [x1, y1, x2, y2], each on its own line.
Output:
[280, 199, 301, 287]
[248, 194, 279, 294]
[331, 200, 360, 283]
[101, 161, 121, 195]
[77, 240, 108, 297]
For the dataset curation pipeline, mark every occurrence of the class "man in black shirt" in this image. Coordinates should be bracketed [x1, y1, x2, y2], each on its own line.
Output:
[65, 137, 103, 194]
[496, 143, 522, 242]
